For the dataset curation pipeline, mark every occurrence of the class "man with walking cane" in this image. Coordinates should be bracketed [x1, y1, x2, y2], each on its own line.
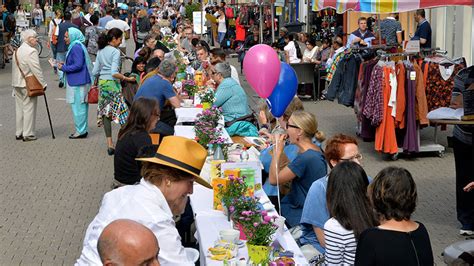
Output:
[12, 29, 55, 141]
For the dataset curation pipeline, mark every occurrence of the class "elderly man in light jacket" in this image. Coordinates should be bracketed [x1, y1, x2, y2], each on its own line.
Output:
[12, 29, 47, 141]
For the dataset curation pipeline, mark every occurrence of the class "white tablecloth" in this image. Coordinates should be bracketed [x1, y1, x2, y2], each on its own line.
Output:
[174, 126, 233, 144]
[190, 185, 308, 265]
[175, 107, 203, 125]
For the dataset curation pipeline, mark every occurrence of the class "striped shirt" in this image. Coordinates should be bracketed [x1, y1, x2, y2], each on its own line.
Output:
[324, 218, 357, 265]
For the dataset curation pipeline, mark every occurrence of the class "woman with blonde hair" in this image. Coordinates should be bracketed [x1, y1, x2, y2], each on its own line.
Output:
[269, 110, 327, 227]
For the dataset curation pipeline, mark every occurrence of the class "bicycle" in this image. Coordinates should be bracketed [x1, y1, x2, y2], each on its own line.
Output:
[9, 29, 51, 59]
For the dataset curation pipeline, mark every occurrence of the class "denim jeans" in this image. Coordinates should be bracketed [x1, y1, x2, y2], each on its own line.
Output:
[218, 32, 226, 44]
[56, 52, 66, 81]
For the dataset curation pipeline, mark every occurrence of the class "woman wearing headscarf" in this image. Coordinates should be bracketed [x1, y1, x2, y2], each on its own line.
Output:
[11, 29, 47, 142]
[58, 28, 93, 139]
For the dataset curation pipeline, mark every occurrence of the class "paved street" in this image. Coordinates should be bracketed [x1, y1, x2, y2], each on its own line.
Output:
[0, 45, 468, 265]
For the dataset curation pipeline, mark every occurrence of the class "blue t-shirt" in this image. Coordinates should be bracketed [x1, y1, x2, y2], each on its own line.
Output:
[412, 20, 431, 49]
[299, 175, 373, 253]
[282, 149, 327, 227]
[299, 175, 329, 254]
[134, 75, 176, 109]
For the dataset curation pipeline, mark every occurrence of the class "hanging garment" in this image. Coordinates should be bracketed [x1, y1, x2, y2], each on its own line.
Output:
[413, 61, 429, 126]
[327, 54, 362, 107]
[375, 63, 398, 154]
[363, 62, 385, 127]
[425, 62, 465, 111]
[395, 61, 406, 129]
[403, 62, 419, 153]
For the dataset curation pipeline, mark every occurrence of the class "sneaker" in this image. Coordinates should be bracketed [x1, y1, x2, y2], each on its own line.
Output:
[460, 229, 474, 236]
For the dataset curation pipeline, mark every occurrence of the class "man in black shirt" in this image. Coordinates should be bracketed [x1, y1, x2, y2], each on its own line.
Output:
[412, 9, 432, 49]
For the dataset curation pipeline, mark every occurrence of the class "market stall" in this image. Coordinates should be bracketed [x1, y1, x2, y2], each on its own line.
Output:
[314, 0, 473, 159]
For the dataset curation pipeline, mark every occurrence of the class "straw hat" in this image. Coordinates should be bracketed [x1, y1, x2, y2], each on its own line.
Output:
[137, 136, 211, 188]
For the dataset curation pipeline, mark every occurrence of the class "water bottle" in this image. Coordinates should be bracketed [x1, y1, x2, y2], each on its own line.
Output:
[240, 147, 249, 162]
[213, 144, 225, 160]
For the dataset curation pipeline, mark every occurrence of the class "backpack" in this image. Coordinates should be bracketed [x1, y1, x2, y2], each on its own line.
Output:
[51, 19, 61, 45]
[225, 7, 234, 19]
[5, 13, 16, 32]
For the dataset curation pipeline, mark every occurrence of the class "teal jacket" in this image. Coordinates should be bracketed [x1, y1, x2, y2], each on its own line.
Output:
[214, 77, 258, 137]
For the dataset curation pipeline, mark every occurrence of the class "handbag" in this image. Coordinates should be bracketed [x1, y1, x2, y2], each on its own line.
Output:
[14, 51, 44, 97]
[88, 78, 99, 104]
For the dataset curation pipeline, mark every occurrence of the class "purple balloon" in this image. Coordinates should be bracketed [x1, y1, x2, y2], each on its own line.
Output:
[243, 44, 281, 98]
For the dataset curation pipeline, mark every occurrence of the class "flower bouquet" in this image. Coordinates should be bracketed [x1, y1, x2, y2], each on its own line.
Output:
[238, 210, 278, 264]
[194, 106, 222, 148]
[197, 88, 215, 110]
[182, 79, 198, 97]
[229, 196, 259, 240]
[162, 34, 177, 49]
[217, 175, 249, 216]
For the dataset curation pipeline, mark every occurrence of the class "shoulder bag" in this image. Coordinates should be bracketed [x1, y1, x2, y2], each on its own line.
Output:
[14, 51, 44, 97]
[88, 77, 99, 104]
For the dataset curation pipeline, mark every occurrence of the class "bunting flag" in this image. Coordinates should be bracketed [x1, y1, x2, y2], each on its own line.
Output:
[312, 0, 474, 13]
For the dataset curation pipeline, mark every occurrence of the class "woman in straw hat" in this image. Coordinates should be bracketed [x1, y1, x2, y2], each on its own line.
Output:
[76, 136, 210, 265]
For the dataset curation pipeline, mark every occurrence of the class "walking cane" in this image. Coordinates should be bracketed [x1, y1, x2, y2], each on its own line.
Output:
[43, 93, 55, 139]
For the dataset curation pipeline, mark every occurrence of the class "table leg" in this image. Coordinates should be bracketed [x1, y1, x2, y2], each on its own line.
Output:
[434, 123, 439, 144]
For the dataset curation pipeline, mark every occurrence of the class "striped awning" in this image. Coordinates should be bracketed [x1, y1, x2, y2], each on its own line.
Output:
[312, 0, 474, 13]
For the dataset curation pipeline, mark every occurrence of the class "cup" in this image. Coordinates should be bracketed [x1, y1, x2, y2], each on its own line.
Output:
[274, 216, 286, 235]
[219, 229, 240, 243]
[183, 99, 193, 107]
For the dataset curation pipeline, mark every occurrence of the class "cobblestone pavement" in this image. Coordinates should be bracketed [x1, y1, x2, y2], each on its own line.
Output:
[0, 48, 467, 265]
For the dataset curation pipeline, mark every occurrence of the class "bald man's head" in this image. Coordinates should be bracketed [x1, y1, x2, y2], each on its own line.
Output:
[98, 219, 160, 266]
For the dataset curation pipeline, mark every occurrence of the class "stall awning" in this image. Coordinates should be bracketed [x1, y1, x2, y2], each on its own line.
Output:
[312, 0, 474, 13]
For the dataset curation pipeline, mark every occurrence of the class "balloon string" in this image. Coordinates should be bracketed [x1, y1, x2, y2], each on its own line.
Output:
[274, 121, 282, 217]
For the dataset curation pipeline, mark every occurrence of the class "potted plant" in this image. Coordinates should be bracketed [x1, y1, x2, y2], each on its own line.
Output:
[238, 210, 278, 264]
[198, 88, 215, 110]
[217, 175, 248, 220]
[229, 196, 259, 240]
[194, 107, 222, 148]
[182, 79, 198, 97]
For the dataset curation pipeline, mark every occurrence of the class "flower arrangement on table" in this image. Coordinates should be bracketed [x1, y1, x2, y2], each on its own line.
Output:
[217, 175, 249, 213]
[182, 79, 198, 97]
[238, 210, 279, 264]
[194, 106, 222, 148]
[162, 34, 177, 50]
[197, 87, 215, 109]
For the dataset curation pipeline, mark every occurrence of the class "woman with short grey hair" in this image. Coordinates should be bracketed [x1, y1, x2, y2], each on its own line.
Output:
[214, 62, 232, 79]
[210, 62, 258, 137]
[12, 29, 47, 141]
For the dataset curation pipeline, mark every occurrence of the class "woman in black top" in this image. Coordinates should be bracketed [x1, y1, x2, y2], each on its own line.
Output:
[355, 167, 434, 266]
[114, 97, 160, 186]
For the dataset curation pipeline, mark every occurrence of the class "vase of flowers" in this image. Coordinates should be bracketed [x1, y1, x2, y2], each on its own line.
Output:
[238, 210, 278, 264]
[198, 88, 215, 110]
[182, 79, 198, 97]
[229, 196, 259, 240]
[217, 175, 248, 220]
[194, 107, 223, 148]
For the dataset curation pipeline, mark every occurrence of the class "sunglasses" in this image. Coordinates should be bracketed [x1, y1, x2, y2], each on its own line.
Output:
[286, 123, 299, 129]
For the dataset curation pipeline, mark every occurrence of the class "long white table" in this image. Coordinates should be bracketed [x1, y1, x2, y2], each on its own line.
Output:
[189, 162, 308, 265]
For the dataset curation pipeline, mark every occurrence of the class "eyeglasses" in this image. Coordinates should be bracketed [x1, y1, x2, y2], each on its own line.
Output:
[285, 123, 299, 129]
[340, 153, 363, 162]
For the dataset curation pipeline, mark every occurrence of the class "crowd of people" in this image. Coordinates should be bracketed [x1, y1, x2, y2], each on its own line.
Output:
[6, 0, 473, 265]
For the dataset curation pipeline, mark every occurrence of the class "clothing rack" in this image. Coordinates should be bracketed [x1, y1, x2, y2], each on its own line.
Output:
[350, 44, 398, 51]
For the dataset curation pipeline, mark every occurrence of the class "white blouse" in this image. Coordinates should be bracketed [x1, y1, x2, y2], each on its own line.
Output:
[284, 41, 301, 64]
[75, 179, 194, 266]
[218, 16, 226, 33]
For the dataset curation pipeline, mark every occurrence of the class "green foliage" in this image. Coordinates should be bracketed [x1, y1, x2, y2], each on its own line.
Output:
[185, 3, 201, 20]
[53, 3, 64, 13]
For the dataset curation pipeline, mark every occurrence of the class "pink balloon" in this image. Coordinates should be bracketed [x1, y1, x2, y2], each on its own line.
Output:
[243, 44, 281, 98]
